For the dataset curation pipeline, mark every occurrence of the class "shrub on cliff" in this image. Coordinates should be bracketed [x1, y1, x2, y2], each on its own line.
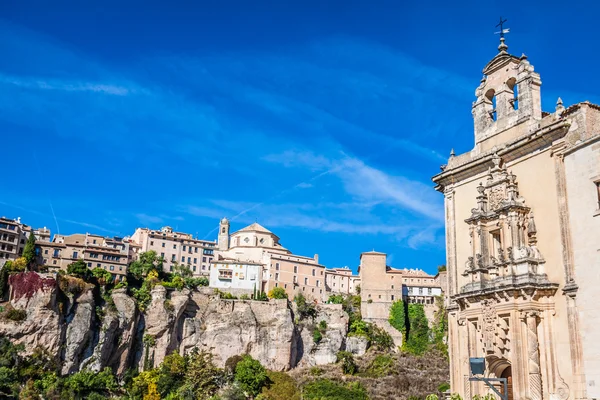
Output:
[235, 355, 269, 397]
[260, 371, 301, 400]
[294, 293, 317, 320]
[336, 351, 358, 375]
[66, 260, 92, 281]
[268, 287, 287, 299]
[2, 305, 27, 322]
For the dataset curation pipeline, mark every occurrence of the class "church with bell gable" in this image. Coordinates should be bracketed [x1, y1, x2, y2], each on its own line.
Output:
[432, 33, 600, 400]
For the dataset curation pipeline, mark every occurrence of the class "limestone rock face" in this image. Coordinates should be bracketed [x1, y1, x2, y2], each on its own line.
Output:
[179, 297, 296, 371]
[345, 335, 368, 356]
[295, 304, 349, 367]
[0, 274, 354, 374]
[61, 286, 96, 374]
[81, 288, 138, 375]
[0, 273, 62, 356]
[141, 286, 190, 369]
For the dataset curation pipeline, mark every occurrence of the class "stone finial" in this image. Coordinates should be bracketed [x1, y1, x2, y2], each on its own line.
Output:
[450, 148, 455, 157]
[527, 211, 538, 241]
[556, 97, 565, 114]
[498, 37, 508, 53]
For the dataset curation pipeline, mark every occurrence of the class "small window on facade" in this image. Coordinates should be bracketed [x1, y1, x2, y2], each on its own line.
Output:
[294, 265, 298, 273]
[194, 258, 197, 263]
[73, 251, 78, 259]
[304, 277, 308, 285]
[110, 265, 114, 271]
[162, 243, 165, 247]
[595, 181, 600, 209]
[391, 295, 395, 300]
[378, 295, 381, 299]
[391, 285, 394, 289]
[275, 283, 278, 287]
[284, 284, 287, 289]
[312, 269, 315, 276]
[183, 245, 186, 251]
[87, 262, 92, 267]
[173, 244, 177, 249]
[275, 273, 279, 281]
[275, 262, 280, 270]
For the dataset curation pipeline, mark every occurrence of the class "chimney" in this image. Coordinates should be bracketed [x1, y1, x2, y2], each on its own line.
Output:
[314, 254, 319, 263]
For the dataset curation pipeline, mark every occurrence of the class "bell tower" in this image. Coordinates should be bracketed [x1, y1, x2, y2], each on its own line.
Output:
[472, 27, 542, 148]
[218, 217, 230, 251]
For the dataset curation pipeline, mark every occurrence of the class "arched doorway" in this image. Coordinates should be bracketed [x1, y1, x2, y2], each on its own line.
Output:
[500, 366, 513, 400]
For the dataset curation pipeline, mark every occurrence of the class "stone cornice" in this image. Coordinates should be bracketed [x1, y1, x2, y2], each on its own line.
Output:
[432, 120, 571, 191]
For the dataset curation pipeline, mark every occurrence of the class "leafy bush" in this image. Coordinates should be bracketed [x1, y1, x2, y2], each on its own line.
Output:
[302, 379, 368, 400]
[67, 260, 93, 281]
[319, 320, 327, 331]
[184, 276, 209, 289]
[268, 287, 288, 299]
[336, 351, 357, 375]
[91, 267, 113, 285]
[366, 354, 394, 377]
[294, 293, 317, 320]
[2, 304, 27, 322]
[214, 289, 237, 299]
[132, 282, 152, 311]
[240, 294, 250, 300]
[309, 366, 323, 376]
[234, 355, 269, 397]
[327, 294, 344, 304]
[437, 382, 450, 392]
[260, 371, 300, 400]
[348, 320, 393, 351]
[182, 349, 225, 399]
[313, 328, 323, 344]
[57, 274, 87, 296]
[114, 279, 128, 290]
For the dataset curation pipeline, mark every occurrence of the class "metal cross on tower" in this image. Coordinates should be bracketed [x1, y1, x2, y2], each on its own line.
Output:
[495, 17, 510, 38]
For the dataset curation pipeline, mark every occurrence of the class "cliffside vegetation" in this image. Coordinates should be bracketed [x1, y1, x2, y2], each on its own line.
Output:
[0, 253, 450, 399]
[389, 298, 448, 357]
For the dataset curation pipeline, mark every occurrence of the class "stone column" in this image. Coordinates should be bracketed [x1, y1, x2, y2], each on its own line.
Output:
[444, 188, 457, 297]
[524, 311, 542, 400]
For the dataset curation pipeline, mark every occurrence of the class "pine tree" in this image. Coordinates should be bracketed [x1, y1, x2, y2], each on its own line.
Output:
[23, 233, 37, 270]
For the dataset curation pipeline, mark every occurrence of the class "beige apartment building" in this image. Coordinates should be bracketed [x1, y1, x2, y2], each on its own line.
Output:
[324, 267, 360, 295]
[432, 35, 600, 399]
[0, 216, 50, 266]
[130, 226, 216, 275]
[37, 233, 130, 278]
[215, 218, 326, 300]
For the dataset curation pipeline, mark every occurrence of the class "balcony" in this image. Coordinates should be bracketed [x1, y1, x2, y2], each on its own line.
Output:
[218, 269, 233, 280]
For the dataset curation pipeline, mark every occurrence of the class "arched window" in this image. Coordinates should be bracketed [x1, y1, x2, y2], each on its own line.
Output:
[486, 89, 497, 121]
[507, 78, 518, 110]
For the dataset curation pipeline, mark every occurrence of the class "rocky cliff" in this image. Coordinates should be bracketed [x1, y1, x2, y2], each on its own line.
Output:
[0, 272, 352, 375]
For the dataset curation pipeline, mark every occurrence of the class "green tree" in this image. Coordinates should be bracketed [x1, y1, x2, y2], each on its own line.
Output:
[92, 267, 113, 285]
[23, 233, 36, 269]
[129, 251, 164, 280]
[268, 287, 288, 300]
[182, 349, 224, 399]
[235, 355, 268, 397]
[67, 260, 92, 281]
[0, 261, 13, 299]
[327, 294, 344, 304]
[157, 352, 187, 396]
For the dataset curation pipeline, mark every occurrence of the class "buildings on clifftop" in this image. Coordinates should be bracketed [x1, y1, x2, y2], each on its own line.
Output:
[432, 34, 600, 399]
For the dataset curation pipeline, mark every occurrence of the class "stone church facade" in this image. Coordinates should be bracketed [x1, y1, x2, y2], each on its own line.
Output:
[432, 36, 600, 400]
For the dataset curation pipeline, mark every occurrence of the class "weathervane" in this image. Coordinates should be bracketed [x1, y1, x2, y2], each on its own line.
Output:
[495, 17, 509, 38]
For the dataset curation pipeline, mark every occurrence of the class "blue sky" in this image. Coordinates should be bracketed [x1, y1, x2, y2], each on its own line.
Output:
[1, 0, 599, 274]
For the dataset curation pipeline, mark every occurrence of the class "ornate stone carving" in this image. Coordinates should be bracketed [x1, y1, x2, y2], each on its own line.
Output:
[522, 311, 543, 400]
[482, 300, 497, 353]
[488, 185, 506, 210]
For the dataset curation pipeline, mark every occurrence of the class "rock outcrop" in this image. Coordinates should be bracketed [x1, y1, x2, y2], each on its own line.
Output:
[0, 272, 352, 375]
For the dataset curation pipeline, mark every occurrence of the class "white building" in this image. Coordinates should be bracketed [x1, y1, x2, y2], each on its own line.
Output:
[209, 259, 263, 295]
